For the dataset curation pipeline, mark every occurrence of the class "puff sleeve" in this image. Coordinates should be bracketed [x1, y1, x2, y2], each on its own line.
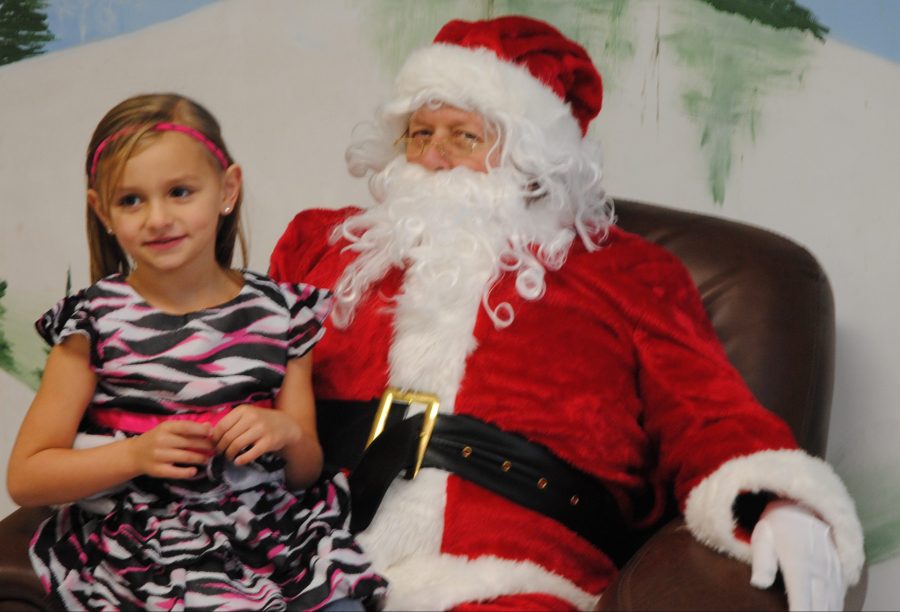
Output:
[34, 291, 99, 365]
[279, 282, 334, 359]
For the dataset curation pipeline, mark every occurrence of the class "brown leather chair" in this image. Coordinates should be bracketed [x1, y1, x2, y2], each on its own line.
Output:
[597, 199, 835, 611]
[0, 199, 835, 610]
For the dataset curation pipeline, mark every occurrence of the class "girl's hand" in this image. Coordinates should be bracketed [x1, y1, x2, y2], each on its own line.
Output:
[211, 404, 303, 466]
[129, 420, 214, 479]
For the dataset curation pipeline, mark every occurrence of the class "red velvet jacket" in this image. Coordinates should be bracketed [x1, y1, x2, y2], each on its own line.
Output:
[270, 207, 860, 610]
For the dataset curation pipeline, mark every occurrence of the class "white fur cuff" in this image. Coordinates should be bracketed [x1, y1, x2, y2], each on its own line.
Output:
[381, 553, 599, 611]
[684, 448, 864, 584]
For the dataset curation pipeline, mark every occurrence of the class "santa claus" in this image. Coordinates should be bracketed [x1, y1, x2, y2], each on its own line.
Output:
[270, 15, 863, 611]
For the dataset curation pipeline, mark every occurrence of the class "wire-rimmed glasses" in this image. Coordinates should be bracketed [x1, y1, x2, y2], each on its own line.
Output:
[396, 129, 488, 160]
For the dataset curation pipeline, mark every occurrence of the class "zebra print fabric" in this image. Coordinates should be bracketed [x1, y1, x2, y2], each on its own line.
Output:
[29, 271, 387, 610]
[36, 271, 332, 429]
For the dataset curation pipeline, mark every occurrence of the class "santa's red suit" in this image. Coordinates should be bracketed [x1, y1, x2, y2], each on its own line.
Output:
[271, 15, 862, 611]
[269, 206, 861, 610]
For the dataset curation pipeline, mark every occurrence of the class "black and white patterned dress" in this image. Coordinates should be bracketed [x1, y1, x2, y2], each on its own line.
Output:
[29, 270, 387, 611]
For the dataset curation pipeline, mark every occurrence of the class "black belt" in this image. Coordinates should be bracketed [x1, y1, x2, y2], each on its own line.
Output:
[347, 394, 637, 566]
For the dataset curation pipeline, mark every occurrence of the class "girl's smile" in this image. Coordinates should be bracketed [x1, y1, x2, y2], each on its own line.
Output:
[143, 235, 187, 250]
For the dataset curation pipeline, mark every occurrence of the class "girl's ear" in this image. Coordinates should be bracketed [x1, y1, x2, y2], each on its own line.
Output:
[221, 164, 242, 214]
[87, 190, 112, 231]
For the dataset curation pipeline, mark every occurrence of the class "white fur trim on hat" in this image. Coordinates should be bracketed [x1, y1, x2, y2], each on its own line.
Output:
[383, 43, 583, 150]
[684, 448, 864, 584]
[381, 552, 599, 610]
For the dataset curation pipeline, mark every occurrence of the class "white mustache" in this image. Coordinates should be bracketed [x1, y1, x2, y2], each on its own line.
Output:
[331, 158, 575, 329]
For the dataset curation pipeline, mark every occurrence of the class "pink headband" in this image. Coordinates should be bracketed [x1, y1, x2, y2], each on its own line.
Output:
[89, 122, 229, 182]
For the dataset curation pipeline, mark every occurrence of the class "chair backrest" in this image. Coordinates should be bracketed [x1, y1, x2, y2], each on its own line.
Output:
[614, 199, 835, 456]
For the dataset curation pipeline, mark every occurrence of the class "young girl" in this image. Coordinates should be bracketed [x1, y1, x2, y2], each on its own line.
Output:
[7, 93, 386, 610]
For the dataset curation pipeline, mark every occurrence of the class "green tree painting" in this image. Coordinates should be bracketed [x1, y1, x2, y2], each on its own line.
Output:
[671, 0, 828, 203]
[701, 0, 827, 39]
[0, 0, 54, 66]
[0, 280, 17, 375]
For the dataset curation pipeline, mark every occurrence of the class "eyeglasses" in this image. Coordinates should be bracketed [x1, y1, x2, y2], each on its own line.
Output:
[396, 129, 488, 160]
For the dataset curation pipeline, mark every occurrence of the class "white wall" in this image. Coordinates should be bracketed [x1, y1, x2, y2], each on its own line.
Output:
[1, 0, 898, 608]
[0, 372, 29, 518]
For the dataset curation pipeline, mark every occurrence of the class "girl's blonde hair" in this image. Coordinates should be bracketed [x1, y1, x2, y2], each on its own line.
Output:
[86, 93, 248, 282]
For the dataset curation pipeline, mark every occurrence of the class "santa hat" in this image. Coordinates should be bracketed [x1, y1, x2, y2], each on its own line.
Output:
[382, 16, 603, 150]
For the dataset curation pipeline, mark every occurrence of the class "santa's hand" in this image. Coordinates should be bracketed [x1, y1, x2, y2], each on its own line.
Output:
[750, 500, 845, 611]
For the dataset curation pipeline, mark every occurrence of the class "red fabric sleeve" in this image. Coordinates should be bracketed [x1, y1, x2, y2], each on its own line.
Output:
[627, 248, 798, 511]
[268, 207, 359, 283]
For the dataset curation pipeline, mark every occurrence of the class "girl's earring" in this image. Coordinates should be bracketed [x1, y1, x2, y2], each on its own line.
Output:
[223, 207, 232, 215]
[106, 227, 114, 235]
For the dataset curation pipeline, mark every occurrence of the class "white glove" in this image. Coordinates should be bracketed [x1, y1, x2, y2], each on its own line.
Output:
[750, 500, 845, 611]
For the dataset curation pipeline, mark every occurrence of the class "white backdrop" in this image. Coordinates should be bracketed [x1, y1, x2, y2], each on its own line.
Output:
[1, 1, 898, 608]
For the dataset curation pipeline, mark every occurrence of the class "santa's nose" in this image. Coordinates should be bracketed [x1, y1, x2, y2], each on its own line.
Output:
[411, 141, 453, 172]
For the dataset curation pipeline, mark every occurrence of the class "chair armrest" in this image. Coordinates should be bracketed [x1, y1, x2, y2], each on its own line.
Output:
[597, 518, 787, 611]
[0, 507, 54, 611]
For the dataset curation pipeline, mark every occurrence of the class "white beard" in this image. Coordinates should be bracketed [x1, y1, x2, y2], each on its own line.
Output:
[331, 157, 575, 334]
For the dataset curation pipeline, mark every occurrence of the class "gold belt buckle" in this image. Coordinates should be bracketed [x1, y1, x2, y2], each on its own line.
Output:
[366, 387, 441, 479]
